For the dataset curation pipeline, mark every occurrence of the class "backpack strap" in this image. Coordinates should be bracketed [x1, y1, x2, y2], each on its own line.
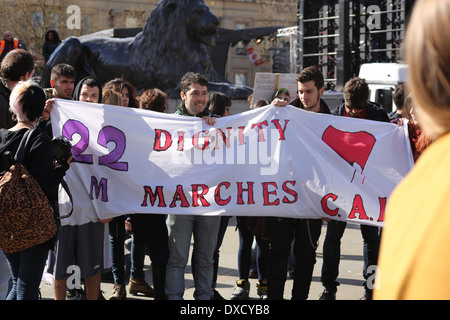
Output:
[58, 179, 73, 219]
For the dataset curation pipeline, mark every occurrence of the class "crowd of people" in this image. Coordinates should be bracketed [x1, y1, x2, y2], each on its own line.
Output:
[0, 0, 449, 301]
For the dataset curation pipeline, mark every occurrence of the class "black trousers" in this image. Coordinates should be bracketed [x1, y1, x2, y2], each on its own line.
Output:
[267, 218, 322, 300]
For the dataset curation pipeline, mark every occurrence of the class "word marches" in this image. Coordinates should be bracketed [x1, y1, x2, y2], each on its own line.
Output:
[141, 180, 298, 208]
[139, 181, 385, 223]
[180, 304, 270, 317]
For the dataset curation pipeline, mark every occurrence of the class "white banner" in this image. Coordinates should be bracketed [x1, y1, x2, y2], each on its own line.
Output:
[51, 99, 414, 227]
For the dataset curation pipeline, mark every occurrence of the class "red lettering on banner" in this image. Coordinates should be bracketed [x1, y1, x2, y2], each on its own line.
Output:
[192, 184, 210, 207]
[282, 180, 298, 203]
[141, 185, 166, 207]
[154, 129, 172, 151]
[238, 126, 245, 145]
[215, 127, 232, 149]
[152, 119, 290, 152]
[193, 130, 211, 150]
[321, 193, 384, 223]
[262, 182, 280, 206]
[237, 182, 255, 205]
[348, 194, 369, 220]
[378, 197, 386, 222]
[321, 193, 339, 216]
[169, 185, 190, 208]
[251, 121, 269, 142]
[215, 182, 231, 206]
[141, 180, 298, 209]
[271, 119, 290, 140]
[177, 131, 185, 151]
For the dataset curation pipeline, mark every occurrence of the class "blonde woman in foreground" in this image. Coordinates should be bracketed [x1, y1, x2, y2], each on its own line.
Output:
[374, 0, 450, 299]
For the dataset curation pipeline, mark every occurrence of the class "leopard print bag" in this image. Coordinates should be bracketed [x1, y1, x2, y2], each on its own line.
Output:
[0, 130, 56, 254]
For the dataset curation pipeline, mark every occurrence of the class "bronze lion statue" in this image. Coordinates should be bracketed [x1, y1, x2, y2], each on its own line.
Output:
[42, 0, 253, 99]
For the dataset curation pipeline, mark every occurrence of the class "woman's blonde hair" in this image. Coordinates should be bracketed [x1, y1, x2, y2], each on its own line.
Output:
[102, 89, 123, 107]
[9, 80, 45, 122]
[405, 0, 450, 138]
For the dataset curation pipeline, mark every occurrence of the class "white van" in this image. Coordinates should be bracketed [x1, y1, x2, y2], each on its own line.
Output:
[358, 63, 408, 114]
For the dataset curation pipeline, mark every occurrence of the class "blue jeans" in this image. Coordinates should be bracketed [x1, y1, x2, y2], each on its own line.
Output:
[191, 216, 230, 289]
[109, 216, 127, 284]
[165, 214, 220, 300]
[0, 250, 12, 299]
[321, 220, 380, 293]
[5, 244, 49, 300]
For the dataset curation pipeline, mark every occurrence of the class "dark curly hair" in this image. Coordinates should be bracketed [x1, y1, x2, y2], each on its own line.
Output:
[139, 88, 168, 113]
[180, 72, 208, 94]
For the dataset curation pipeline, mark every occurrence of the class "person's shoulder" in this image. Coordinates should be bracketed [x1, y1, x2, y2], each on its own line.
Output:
[0, 94, 8, 108]
[332, 103, 344, 116]
[320, 99, 332, 114]
[28, 127, 52, 146]
[367, 102, 389, 122]
[0, 80, 9, 100]
[367, 101, 384, 110]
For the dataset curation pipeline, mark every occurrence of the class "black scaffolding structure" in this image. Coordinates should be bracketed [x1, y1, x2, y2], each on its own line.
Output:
[275, 0, 416, 91]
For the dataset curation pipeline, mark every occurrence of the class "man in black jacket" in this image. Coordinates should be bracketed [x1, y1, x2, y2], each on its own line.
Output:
[320, 77, 389, 301]
[0, 49, 35, 129]
[268, 66, 329, 300]
[331, 77, 389, 121]
[287, 66, 332, 114]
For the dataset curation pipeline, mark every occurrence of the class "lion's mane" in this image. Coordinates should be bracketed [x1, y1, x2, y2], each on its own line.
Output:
[130, 0, 217, 96]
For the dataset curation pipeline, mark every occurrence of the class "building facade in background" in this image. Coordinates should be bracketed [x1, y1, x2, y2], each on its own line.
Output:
[0, 0, 296, 88]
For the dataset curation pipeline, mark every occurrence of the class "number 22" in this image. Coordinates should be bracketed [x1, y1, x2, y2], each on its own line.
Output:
[62, 119, 128, 171]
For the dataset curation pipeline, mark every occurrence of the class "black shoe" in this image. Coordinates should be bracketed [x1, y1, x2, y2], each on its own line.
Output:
[230, 279, 250, 300]
[319, 290, 336, 300]
[212, 290, 225, 300]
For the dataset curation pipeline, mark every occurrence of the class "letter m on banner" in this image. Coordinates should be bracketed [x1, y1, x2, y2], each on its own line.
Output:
[90, 176, 108, 202]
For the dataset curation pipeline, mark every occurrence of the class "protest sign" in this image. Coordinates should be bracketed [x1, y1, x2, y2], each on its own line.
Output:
[252, 73, 298, 104]
[51, 100, 413, 227]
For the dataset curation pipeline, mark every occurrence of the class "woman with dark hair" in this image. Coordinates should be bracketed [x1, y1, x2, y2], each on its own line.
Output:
[0, 80, 70, 299]
[207, 91, 231, 117]
[104, 78, 138, 108]
[42, 30, 61, 64]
